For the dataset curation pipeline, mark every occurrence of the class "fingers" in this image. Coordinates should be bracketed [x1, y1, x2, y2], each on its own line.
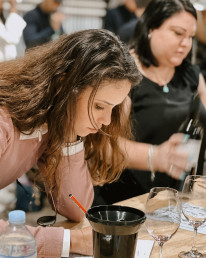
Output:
[169, 147, 189, 172]
[153, 133, 189, 179]
[168, 133, 189, 145]
[167, 163, 187, 180]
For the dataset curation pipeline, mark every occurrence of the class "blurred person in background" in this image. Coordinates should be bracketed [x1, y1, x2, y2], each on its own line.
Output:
[0, 0, 26, 215]
[103, 0, 137, 35]
[118, 0, 151, 43]
[0, 0, 26, 61]
[23, 0, 65, 49]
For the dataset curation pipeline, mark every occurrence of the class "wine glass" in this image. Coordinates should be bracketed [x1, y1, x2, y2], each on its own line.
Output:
[145, 187, 181, 258]
[178, 175, 206, 258]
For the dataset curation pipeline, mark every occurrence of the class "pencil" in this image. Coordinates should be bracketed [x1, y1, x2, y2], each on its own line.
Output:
[69, 194, 87, 214]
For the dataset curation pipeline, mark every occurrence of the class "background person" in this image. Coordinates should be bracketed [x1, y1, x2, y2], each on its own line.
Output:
[118, 0, 151, 43]
[0, 0, 26, 61]
[23, 0, 65, 49]
[128, 0, 206, 193]
[93, 0, 206, 206]
[103, 0, 137, 35]
[0, 28, 189, 256]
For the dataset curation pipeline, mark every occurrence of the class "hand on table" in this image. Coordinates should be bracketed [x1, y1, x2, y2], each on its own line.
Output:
[70, 226, 93, 256]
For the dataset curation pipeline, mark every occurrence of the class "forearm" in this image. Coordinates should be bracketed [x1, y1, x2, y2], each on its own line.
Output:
[119, 133, 189, 180]
[119, 137, 151, 170]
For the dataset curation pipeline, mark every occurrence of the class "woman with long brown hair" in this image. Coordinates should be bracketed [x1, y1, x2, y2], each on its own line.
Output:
[0, 29, 188, 257]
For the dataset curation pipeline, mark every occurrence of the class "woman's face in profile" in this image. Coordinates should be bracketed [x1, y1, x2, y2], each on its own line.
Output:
[73, 79, 131, 138]
[149, 11, 197, 67]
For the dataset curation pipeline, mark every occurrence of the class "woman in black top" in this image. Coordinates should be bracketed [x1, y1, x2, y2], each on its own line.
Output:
[93, 0, 206, 205]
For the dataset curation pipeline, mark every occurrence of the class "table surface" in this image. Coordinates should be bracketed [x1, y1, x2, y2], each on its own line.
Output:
[55, 194, 206, 258]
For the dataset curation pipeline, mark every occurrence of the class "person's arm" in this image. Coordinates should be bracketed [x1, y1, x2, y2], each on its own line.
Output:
[2, 12, 26, 45]
[38, 147, 94, 223]
[55, 150, 94, 222]
[119, 133, 189, 180]
[0, 0, 26, 45]
[23, 9, 65, 48]
[0, 220, 93, 257]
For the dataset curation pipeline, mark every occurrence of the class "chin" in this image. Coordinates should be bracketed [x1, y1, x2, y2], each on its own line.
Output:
[171, 58, 185, 67]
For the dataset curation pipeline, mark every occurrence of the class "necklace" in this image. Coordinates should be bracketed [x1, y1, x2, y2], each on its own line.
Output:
[163, 84, 169, 93]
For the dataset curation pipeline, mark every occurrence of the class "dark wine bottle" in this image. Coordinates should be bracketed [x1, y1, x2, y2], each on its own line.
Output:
[178, 92, 204, 178]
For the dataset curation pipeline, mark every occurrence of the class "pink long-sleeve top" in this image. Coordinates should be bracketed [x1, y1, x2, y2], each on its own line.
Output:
[0, 107, 94, 257]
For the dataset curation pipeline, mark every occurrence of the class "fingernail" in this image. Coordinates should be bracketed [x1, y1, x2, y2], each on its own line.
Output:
[182, 134, 189, 143]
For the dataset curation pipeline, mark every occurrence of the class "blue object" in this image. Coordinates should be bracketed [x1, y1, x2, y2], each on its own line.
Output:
[163, 84, 169, 93]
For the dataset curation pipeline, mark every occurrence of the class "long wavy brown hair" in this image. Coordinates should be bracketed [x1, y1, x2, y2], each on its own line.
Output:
[0, 29, 141, 192]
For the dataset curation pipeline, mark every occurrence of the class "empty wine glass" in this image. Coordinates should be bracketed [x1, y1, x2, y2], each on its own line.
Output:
[145, 187, 181, 258]
[178, 175, 206, 258]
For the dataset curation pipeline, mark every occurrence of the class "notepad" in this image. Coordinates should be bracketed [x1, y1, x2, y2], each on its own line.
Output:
[179, 212, 206, 234]
[69, 239, 154, 258]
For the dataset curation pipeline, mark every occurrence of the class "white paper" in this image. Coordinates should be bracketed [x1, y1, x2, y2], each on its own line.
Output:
[69, 239, 154, 258]
[180, 212, 206, 234]
[146, 206, 206, 235]
[135, 239, 154, 257]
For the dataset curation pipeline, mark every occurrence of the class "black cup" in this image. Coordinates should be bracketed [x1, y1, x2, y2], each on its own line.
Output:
[86, 205, 146, 258]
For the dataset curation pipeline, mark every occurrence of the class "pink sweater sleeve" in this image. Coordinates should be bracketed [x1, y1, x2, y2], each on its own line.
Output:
[54, 150, 94, 222]
[0, 220, 64, 258]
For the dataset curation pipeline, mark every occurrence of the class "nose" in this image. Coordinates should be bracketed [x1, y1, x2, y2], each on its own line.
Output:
[180, 37, 192, 48]
[98, 112, 111, 126]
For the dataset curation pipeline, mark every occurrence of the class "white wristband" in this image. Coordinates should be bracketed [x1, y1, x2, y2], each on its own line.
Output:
[61, 229, 70, 257]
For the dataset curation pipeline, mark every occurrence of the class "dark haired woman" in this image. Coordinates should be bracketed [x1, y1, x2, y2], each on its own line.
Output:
[93, 0, 206, 206]
[128, 0, 206, 195]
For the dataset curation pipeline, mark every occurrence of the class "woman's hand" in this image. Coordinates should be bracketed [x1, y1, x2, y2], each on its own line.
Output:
[8, 0, 17, 13]
[70, 226, 93, 255]
[153, 133, 189, 179]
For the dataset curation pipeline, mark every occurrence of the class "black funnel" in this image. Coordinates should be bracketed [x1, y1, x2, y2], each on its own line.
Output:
[86, 205, 146, 258]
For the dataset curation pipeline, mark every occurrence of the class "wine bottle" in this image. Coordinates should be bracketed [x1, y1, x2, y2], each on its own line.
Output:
[178, 92, 204, 178]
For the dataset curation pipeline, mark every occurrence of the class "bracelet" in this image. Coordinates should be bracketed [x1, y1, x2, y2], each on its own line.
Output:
[147, 145, 156, 182]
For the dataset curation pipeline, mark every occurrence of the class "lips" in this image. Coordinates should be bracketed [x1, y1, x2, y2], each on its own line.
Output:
[89, 128, 98, 133]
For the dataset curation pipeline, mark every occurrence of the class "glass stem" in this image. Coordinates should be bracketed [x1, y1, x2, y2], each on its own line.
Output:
[158, 242, 164, 258]
[191, 226, 198, 253]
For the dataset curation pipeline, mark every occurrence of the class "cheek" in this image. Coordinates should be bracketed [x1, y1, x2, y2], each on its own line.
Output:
[151, 41, 165, 58]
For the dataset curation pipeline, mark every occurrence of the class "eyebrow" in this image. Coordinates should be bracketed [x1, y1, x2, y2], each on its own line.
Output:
[95, 99, 114, 106]
[171, 25, 186, 31]
[171, 25, 195, 33]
